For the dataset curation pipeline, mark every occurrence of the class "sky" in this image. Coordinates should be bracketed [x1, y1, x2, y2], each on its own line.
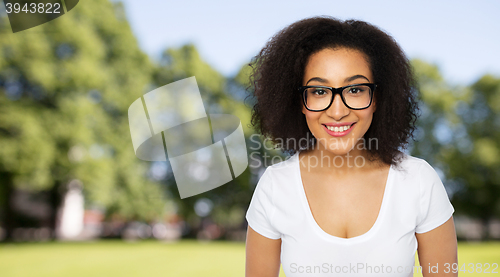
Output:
[116, 0, 500, 85]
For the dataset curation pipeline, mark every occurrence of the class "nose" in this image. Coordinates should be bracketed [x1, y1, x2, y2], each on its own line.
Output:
[325, 94, 350, 120]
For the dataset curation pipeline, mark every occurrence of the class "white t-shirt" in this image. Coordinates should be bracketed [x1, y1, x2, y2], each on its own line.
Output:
[246, 152, 454, 277]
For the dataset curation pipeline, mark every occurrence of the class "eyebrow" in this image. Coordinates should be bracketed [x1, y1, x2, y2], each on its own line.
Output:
[345, 74, 370, 83]
[305, 75, 370, 85]
[306, 77, 328, 85]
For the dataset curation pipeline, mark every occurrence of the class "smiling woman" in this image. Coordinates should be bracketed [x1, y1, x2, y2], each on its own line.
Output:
[301, 48, 376, 156]
[245, 17, 457, 277]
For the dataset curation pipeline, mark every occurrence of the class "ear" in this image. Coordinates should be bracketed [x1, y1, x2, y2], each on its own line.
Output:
[372, 95, 376, 113]
[302, 103, 307, 115]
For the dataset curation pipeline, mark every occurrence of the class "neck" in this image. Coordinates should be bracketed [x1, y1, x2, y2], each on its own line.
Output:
[299, 141, 384, 176]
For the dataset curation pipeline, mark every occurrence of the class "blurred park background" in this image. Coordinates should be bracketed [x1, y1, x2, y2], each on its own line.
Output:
[0, 0, 499, 276]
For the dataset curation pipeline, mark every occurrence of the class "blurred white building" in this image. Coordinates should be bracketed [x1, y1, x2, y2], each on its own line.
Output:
[56, 180, 84, 240]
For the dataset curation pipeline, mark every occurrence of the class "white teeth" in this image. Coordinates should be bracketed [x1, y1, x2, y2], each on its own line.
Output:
[326, 125, 352, 132]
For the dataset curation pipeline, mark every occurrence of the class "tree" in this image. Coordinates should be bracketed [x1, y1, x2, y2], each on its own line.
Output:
[442, 75, 500, 239]
[0, 0, 166, 240]
[152, 45, 257, 236]
[411, 59, 500, 239]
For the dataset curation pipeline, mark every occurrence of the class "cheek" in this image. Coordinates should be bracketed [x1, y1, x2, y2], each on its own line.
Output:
[358, 110, 375, 129]
[303, 110, 323, 136]
[303, 110, 320, 123]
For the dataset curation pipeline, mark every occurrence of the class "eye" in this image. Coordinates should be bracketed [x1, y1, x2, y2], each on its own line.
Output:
[345, 85, 369, 95]
[347, 87, 362, 94]
[313, 88, 328, 96]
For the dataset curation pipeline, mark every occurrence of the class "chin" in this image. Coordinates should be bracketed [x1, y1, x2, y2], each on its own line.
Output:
[320, 141, 355, 156]
[326, 148, 352, 157]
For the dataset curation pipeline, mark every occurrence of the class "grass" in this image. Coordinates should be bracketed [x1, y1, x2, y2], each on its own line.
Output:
[0, 240, 246, 277]
[0, 240, 498, 276]
[413, 242, 500, 277]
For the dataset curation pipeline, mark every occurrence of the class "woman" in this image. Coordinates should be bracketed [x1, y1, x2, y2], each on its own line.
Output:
[245, 17, 457, 277]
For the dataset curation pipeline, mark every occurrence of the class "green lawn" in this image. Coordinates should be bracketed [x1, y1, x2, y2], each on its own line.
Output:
[413, 242, 500, 276]
[0, 240, 498, 277]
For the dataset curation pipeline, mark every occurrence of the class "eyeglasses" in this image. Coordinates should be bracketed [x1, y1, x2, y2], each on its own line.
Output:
[298, 83, 376, 111]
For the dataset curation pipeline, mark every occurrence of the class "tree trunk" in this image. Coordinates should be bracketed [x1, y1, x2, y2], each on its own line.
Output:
[0, 172, 15, 242]
[48, 181, 63, 240]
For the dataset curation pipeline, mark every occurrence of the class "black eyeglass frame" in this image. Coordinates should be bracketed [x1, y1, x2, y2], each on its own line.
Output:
[298, 83, 377, 112]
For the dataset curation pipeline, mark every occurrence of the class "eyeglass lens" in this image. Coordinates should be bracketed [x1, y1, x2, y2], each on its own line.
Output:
[303, 85, 372, 110]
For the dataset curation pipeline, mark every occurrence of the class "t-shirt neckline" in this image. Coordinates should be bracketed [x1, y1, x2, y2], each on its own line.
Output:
[293, 152, 394, 244]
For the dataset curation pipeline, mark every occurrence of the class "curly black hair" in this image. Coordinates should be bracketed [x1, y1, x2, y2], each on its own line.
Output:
[250, 16, 418, 165]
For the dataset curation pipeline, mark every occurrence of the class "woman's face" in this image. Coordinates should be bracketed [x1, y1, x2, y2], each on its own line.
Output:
[302, 47, 376, 156]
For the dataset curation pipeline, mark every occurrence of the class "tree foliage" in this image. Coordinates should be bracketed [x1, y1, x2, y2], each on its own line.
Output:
[411, 60, 500, 239]
[152, 44, 256, 233]
[0, 0, 166, 239]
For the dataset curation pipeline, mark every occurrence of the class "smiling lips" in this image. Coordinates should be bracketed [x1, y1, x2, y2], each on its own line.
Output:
[322, 123, 355, 137]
